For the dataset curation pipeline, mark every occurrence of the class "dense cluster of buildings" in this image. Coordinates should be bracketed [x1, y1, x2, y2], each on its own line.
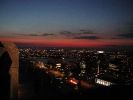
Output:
[19, 47, 133, 97]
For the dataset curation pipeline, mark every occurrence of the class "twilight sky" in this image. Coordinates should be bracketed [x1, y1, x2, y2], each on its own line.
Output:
[0, 0, 133, 47]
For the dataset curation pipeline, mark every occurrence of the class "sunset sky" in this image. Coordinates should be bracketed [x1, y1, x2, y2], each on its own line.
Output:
[0, 0, 133, 47]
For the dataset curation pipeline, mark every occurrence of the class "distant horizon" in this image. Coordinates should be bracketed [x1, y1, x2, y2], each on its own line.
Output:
[16, 42, 133, 49]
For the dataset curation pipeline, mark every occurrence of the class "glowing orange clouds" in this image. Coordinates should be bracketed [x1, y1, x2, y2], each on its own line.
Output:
[0, 36, 133, 47]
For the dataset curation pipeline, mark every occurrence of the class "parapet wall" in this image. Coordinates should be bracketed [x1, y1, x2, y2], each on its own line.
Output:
[1, 42, 19, 99]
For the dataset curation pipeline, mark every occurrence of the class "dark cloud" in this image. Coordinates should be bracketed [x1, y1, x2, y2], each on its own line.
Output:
[15, 33, 40, 36]
[60, 29, 97, 37]
[79, 29, 95, 34]
[59, 31, 77, 38]
[41, 33, 54, 36]
[15, 33, 54, 36]
[74, 36, 101, 40]
[117, 32, 133, 39]
[60, 31, 73, 35]
[29, 34, 39, 36]
[110, 37, 122, 39]
[117, 22, 133, 39]
[15, 33, 29, 36]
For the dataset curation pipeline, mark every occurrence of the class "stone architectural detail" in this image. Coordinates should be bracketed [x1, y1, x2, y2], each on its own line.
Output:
[1, 42, 19, 99]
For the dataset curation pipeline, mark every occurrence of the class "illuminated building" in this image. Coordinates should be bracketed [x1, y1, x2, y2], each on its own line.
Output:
[34, 61, 46, 69]
[95, 78, 113, 86]
[56, 63, 61, 68]
[80, 61, 86, 69]
[97, 51, 104, 54]
[96, 50, 109, 75]
[19, 47, 133, 97]
[79, 61, 86, 77]
[109, 63, 119, 71]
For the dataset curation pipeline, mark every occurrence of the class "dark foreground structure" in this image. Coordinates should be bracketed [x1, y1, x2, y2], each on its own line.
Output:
[0, 42, 19, 100]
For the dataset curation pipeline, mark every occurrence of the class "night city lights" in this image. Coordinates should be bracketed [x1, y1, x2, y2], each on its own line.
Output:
[0, 0, 133, 99]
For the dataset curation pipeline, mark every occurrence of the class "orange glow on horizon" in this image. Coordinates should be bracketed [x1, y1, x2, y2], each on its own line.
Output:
[0, 37, 133, 47]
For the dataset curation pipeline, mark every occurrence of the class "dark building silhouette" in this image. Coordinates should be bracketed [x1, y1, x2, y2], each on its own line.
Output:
[0, 42, 12, 99]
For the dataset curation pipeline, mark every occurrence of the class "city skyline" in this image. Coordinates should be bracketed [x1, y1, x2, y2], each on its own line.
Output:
[0, 0, 133, 47]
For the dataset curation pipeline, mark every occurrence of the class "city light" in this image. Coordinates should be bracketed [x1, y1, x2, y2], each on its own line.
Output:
[56, 63, 61, 68]
[68, 78, 78, 85]
[69, 79, 78, 85]
[95, 78, 112, 86]
[97, 51, 104, 53]
[19, 47, 133, 97]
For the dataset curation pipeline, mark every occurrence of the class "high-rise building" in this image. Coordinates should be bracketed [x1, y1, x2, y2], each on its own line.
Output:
[79, 61, 86, 77]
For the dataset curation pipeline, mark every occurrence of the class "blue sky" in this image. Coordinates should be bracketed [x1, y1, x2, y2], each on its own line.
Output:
[0, 0, 133, 47]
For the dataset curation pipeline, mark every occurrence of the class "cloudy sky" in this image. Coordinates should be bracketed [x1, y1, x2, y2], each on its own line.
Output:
[0, 0, 133, 47]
